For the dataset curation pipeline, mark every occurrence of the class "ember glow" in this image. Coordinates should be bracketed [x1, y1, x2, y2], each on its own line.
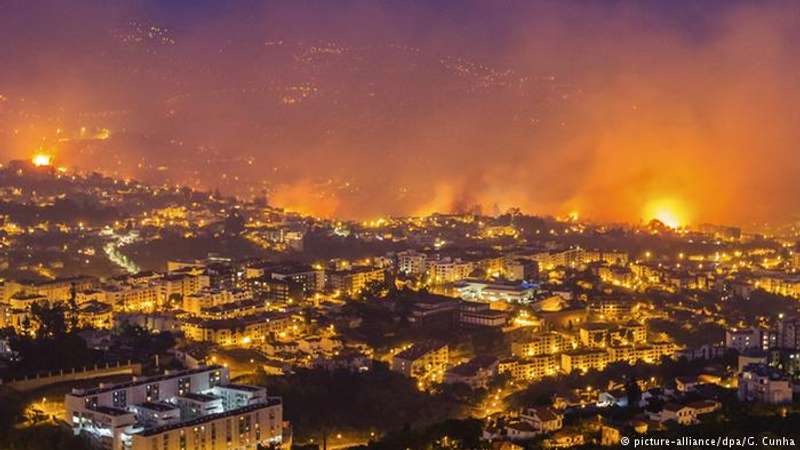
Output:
[31, 153, 52, 167]
[643, 198, 688, 229]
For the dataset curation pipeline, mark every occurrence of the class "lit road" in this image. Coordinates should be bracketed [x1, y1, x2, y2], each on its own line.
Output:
[103, 229, 141, 273]
[21, 396, 66, 427]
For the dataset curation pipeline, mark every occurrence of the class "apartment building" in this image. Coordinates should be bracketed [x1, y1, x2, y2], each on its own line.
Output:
[65, 366, 285, 450]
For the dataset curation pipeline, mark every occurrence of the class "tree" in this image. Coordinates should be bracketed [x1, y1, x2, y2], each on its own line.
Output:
[224, 210, 246, 236]
[625, 378, 642, 409]
[30, 302, 68, 339]
[249, 366, 462, 445]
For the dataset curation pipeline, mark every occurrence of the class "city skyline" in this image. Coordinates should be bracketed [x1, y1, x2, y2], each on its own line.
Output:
[4, 2, 800, 450]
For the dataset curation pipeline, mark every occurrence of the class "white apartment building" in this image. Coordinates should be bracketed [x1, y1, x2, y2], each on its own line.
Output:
[65, 365, 285, 450]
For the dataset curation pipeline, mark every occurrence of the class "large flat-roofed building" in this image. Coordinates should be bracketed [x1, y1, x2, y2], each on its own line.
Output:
[408, 296, 460, 326]
[455, 279, 536, 304]
[458, 302, 510, 328]
[129, 400, 283, 450]
[65, 365, 285, 450]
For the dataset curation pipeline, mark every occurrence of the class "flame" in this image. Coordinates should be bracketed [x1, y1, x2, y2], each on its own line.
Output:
[32, 153, 53, 167]
[643, 198, 687, 228]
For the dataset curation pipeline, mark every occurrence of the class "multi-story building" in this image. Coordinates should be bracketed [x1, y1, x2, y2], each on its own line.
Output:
[519, 407, 564, 433]
[397, 250, 428, 275]
[778, 316, 800, 350]
[611, 321, 647, 345]
[473, 255, 506, 278]
[738, 364, 793, 404]
[391, 342, 449, 387]
[197, 299, 265, 320]
[161, 273, 210, 304]
[560, 349, 609, 374]
[181, 312, 293, 346]
[608, 342, 674, 365]
[443, 356, 499, 389]
[408, 296, 460, 327]
[511, 332, 570, 358]
[579, 323, 610, 348]
[249, 277, 301, 303]
[578, 321, 647, 349]
[327, 266, 385, 295]
[725, 327, 775, 353]
[528, 249, 582, 270]
[21, 276, 97, 302]
[100, 283, 162, 312]
[77, 301, 114, 329]
[598, 266, 635, 288]
[498, 355, 558, 381]
[182, 288, 252, 315]
[426, 257, 474, 284]
[76, 289, 108, 306]
[458, 302, 509, 328]
[754, 272, 800, 298]
[587, 296, 637, 321]
[7, 292, 49, 334]
[504, 258, 539, 282]
[255, 263, 324, 296]
[65, 366, 285, 450]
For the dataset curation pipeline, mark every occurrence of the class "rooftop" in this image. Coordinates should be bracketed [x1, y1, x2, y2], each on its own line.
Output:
[136, 399, 281, 437]
[179, 392, 220, 402]
[137, 402, 179, 412]
[70, 365, 224, 397]
[395, 342, 447, 361]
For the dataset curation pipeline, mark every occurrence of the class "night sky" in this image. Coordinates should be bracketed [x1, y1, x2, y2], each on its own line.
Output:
[1, 0, 800, 225]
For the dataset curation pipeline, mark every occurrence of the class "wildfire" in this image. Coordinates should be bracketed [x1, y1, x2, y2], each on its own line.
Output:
[643, 198, 687, 229]
[32, 153, 53, 167]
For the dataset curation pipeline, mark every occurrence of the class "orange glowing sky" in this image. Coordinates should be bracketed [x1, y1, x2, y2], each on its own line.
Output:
[3, 0, 800, 226]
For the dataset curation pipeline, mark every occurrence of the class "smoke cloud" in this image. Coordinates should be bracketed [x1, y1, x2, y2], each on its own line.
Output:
[1, 0, 799, 225]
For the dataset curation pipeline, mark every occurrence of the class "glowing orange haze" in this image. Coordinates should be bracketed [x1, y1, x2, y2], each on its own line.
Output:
[258, 3, 800, 225]
[4, 1, 800, 226]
